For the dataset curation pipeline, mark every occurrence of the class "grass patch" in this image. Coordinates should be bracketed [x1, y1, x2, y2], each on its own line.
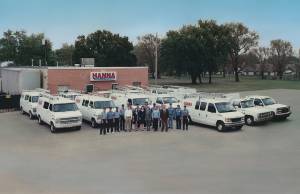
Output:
[150, 76, 300, 93]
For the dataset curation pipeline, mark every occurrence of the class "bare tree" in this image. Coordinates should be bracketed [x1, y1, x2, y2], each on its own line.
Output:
[253, 47, 271, 79]
[270, 39, 293, 79]
[134, 34, 161, 77]
[225, 23, 259, 82]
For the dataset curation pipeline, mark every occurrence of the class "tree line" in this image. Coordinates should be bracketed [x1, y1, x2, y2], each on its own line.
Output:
[0, 19, 298, 83]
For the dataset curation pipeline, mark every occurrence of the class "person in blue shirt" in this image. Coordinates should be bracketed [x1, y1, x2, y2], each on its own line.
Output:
[168, 103, 175, 129]
[106, 107, 114, 133]
[175, 105, 182, 129]
[114, 107, 120, 132]
[152, 106, 160, 131]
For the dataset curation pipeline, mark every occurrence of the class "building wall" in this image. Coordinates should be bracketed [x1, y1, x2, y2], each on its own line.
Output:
[47, 67, 148, 94]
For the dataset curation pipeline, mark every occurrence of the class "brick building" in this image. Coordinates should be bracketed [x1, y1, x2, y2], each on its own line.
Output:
[44, 66, 148, 94]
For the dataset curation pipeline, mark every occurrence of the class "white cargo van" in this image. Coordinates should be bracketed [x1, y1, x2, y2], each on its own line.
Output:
[20, 90, 40, 119]
[110, 92, 151, 108]
[232, 99, 273, 125]
[245, 95, 291, 120]
[75, 95, 116, 128]
[183, 98, 244, 132]
[150, 94, 180, 108]
[36, 93, 82, 133]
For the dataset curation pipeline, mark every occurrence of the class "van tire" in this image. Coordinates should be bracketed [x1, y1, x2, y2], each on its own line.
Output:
[245, 116, 254, 126]
[91, 118, 97, 128]
[20, 107, 25, 114]
[38, 116, 43, 125]
[50, 122, 56, 133]
[29, 111, 33, 120]
[216, 121, 224, 132]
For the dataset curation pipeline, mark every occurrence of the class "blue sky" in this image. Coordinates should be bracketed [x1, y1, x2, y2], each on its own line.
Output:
[1, 0, 300, 50]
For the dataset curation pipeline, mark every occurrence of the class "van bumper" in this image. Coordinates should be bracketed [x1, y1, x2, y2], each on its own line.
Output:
[54, 121, 82, 129]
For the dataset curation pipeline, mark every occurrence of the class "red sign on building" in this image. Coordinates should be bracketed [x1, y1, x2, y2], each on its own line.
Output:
[90, 72, 117, 81]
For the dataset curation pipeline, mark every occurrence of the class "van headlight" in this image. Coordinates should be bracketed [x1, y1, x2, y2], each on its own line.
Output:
[32, 108, 36, 112]
[55, 119, 60, 124]
[97, 115, 102, 120]
[225, 118, 231, 122]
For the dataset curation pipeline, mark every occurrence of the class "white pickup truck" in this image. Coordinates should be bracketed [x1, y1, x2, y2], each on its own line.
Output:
[245, 95, 291, 120]
[183, 98, 245, 132]
[232, 99, 273, 125]
[20, 90, 40, 119]
[36, 94, 82, 133]
[75, 95, 116, 128]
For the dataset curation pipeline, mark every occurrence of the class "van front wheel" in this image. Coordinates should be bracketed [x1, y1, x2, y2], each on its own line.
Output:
[216, 121, 224, 132]
[50, 122, 56, 133]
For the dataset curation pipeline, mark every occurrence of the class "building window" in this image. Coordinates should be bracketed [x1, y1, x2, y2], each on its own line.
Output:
[132, 82, 141, 87]
[85, 84, 94, 93]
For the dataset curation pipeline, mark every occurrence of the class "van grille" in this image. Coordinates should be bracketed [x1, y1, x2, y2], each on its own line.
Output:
[231, 118, 242, 122]
[60, 117, 81, 124]
[258, 112, 273, 119]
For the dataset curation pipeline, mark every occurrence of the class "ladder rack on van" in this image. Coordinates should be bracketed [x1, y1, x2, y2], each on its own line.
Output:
[186, 92, 240, 101]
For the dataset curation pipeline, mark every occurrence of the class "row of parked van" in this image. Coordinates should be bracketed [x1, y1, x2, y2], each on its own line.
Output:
[19, 86, 292, 133]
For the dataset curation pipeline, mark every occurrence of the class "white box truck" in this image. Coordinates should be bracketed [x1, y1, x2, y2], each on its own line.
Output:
[1, 68, 41, 95]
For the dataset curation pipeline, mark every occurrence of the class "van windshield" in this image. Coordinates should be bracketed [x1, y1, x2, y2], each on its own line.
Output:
[53, 103, 78, 112]
[31, 96, 39, 103]
[162, 97, 179, 104]
[241, 100, 255, 108]
[262, 98, 276, 106]
[94, 101, 115, 109]
[215, 102, 236, 113]
[132, 98, 149, 106]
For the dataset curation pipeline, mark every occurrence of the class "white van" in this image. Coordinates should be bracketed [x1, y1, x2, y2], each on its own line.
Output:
[245, 95, 291, 120]
[150, 94, 180, 108]
[36, 94, 82, 133]
[75, 95, 116, 128]
[110, 92, 151, 108]
[232, 98, 273, 125]
[20, 90, 40, 119]
[183, 98, 245, 132]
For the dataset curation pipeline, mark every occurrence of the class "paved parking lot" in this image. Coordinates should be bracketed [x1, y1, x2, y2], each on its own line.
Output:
[0, 89, 300, 194]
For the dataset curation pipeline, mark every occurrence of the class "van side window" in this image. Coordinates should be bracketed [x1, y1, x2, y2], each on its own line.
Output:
[25, 95, 29, 101]
[82, 100, 85, 106]
[254, 99, 263, 106]
[43, 102, 49, 109]
[156, 98, 163, 104]
[128, 99, 132, 105]
[207, 103, 216, 113]
[84, 100, 89, 107]
[200, 102, 207, 111]
[89, 101, 94, 108]
[29, 96, 32, 102]
[49, 104, 53, 111]
[195, 101, 200, 110]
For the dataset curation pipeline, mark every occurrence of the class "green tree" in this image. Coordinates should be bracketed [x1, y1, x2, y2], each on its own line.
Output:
[253, 47, 270, 79]
[225, 23, 259, 82]
[73, 30, 136, 66]
[270, 39, 293, 79]
[55, 43, 75, 66]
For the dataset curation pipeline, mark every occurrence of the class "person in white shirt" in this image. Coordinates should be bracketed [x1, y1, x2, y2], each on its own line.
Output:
[125, 105, 133, 132]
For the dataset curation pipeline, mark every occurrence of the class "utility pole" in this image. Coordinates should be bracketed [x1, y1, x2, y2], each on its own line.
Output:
[154, 33, 158, 85]
[31, 59, 34, 66]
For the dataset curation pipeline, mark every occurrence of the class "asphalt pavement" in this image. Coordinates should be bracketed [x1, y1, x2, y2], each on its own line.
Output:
[0, 89, 299, 194]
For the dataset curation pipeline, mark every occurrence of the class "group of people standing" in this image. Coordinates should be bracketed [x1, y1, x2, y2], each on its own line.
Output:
[99, 102, 190, 135]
